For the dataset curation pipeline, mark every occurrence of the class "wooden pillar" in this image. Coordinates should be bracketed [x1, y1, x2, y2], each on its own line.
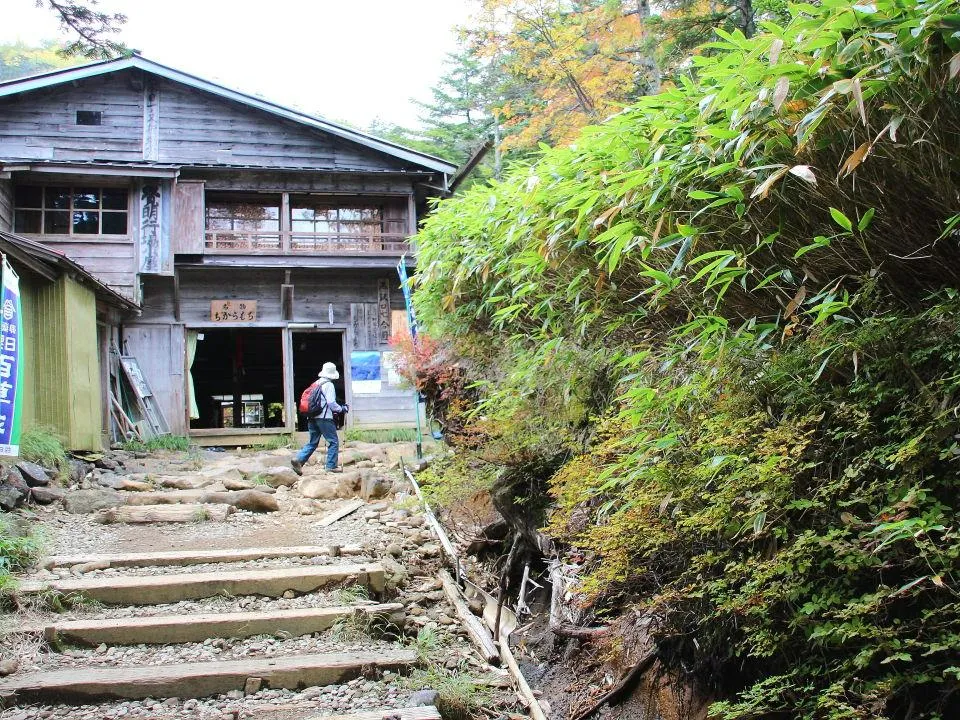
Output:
[407, 194, 417, 252]
[282, 327, 295, 432]
[232, 331, 242, 428]
[280, 192, 291, 253]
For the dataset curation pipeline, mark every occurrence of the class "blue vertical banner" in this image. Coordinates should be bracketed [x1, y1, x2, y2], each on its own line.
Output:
[396, 256, 418, 339]
[0, 256, 23, 456]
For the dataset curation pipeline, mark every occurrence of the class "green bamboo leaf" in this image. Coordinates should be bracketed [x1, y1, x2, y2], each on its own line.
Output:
[829, 207, 853, 231]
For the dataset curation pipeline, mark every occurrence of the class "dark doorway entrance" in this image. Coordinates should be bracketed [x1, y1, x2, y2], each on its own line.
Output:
[191, 328, 284, 429]
[292, 331, 345, 431]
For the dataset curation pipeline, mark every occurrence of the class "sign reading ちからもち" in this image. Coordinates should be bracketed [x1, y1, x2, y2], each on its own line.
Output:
[210, 301, 257, 322]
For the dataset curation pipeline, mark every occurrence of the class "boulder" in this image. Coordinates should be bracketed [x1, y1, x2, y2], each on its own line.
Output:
[117, 478, 153, 492]
[297, 476, 339, 500]
[16, 461, 51, 487]
[68, 459, 92, 485]
[360, 470, 393, 501]
[259, 466, 300, 488]
[63, 488, 124, 514]
[408, 689, 440, 707]
[200, 489, 279, 513]
[0, 484, 24, 511]
[294, 498, 319, 515]
[337, 470, 362, 496]
[30, 486, 65, 505]
[3, 467, 30, 495]
[95, 456, 120, 471]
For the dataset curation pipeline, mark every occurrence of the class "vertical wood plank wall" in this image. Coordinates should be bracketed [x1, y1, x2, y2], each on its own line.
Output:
[0, 179, 12, 232]
[123, 323, 187, 435]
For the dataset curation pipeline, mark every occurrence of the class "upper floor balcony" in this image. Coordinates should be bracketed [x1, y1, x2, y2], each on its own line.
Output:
[204, 193, 413, 256]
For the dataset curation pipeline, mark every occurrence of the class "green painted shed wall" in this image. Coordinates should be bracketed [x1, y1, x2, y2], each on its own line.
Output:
[19, 273, 102, 451]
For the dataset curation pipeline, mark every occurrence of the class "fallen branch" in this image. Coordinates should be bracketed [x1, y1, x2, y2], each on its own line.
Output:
[438, 569, 499, 664]
[569, 649, 659, 720]
[550, 622, 612, 640]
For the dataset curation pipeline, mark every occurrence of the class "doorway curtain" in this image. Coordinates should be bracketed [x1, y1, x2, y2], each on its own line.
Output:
[186, 330, 199, 420]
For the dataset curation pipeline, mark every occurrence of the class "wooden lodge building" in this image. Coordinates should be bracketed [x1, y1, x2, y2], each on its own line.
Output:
[0, 55, 457, 447]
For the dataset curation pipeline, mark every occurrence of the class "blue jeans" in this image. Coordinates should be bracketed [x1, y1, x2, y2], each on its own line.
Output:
[296, 417, 339, 469]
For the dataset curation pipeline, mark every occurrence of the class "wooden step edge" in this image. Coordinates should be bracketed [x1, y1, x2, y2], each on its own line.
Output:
[37, 603, 406, 646]
[42, 545, 365, 570]
[0, 650, 419, 701]
[309, 707, 442, 720]
[17, 563, 387, 605]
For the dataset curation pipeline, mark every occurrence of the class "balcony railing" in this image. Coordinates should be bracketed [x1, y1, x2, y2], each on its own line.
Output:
[204, 231, 412, 255]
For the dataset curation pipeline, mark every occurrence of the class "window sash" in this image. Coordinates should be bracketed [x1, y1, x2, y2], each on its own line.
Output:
[13, 186, 129, 236]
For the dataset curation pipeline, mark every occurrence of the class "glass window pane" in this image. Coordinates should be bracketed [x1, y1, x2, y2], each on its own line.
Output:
[14, 210, 41, 233]
[101, 188, 127, 210]
[339, 208, 363, 221]
[44, 187, 70, 209]
[291, 207, 314, 221]
[73, 210, 99, 234]
[315, 220, 336, 234]
[292, 220, 315, 232]
[14, 186, 42, 208]
[359, 208, 380, 220]
[45, 211, 70, 234]
[73, 188, 100, 209]
[207, 217, 232, 230]
[101, 212, 127, 234]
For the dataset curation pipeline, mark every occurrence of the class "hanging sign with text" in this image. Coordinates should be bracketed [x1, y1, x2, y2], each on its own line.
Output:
[0, 256, 23, 456]
[210, 300, 257, 322]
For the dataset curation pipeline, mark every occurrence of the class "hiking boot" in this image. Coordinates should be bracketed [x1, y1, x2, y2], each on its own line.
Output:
[326, 467, 342, 474]
[290, 459, 303, 476]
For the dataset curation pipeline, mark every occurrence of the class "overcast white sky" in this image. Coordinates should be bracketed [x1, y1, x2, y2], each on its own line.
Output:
[2, 0, 475, 129]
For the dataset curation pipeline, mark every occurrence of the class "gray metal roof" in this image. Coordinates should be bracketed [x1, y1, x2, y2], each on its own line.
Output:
[0, 55, 458, 176]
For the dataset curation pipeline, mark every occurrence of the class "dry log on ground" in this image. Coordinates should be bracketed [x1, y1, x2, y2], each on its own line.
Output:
[199, 490, 279, 513]
[95, 504, 234, 524]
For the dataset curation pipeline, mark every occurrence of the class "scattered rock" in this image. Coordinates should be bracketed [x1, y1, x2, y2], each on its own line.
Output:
[0, 658, 19, 676]
[408, 689, 439, 707]
[16, 461, 51, 487]
[158, 475, 216, 490]
[67, 459, 92, 485]
[294, 499, 318, 515]
[72, 559, 110, 574]
[385, 543, 403, 558]
[118, 478, 153, 492]
[337, 470, 362, 496]
[95, 456, 120, 471]
[223, 476, 255, 491]
[244, 676, 263, 695]
[63, 488, 123, 514]
[3, 467, 30, 494]
[198, 467, 245, 486]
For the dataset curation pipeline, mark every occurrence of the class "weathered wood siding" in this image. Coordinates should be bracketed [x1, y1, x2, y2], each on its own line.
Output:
[20, 273, 103, 450]
[155, 80, 409, 170]
[0, 71, 144, 162]
[123, 323, 186, 435]
[186, 170, 417, 195]
[40, 237, 137, 300]
[0, 179, 12, 231]
[171, 180, 205, 254]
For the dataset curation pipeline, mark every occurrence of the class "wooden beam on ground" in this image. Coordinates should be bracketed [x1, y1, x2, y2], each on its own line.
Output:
[498, 639, 548, 720]
[17, 564, 386, 605]
[438, 569, 499, 664]
[310, 707, 441, 720]
[316, 499, 365, 527]
[38, 603, 405, 646]
[402, 465, 460, 575]
[43, 545, 364, 570]
[95, 504, 233, 524]
[0, 650, 419, 702]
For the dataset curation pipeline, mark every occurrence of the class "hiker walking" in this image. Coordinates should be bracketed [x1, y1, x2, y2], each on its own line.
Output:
[292, 362, 346, 474]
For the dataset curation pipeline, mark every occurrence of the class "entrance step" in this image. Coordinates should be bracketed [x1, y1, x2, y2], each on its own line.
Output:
[0, 650, 418, 702]
[17, 563, 386, 605]
[39, 603, 405, 646]
[43, 545, 364, 570]
[311, 708, 442, 720]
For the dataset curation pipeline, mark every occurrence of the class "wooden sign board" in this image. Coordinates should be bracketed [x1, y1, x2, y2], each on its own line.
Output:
[210, 300, 257, 322]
